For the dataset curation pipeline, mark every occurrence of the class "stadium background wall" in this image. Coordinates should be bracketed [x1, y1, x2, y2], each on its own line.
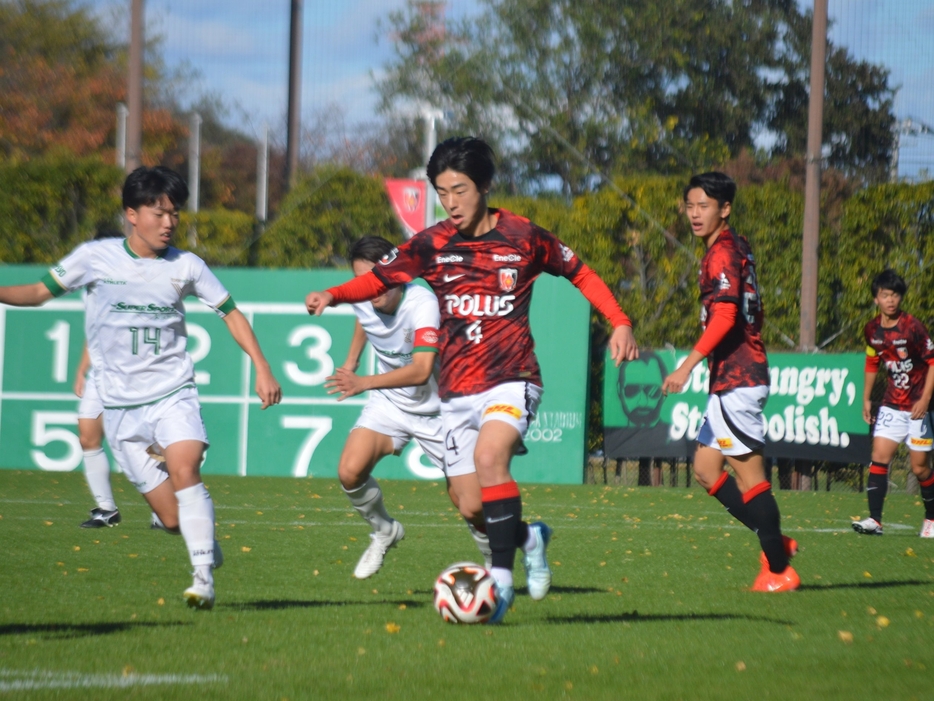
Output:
[0, 265, 591, 484]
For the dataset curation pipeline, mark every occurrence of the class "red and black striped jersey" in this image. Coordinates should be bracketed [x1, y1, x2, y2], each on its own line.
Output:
[864, 312, 934, 410]
[370, 209, 583, 397]
[699, 228, 769, 393]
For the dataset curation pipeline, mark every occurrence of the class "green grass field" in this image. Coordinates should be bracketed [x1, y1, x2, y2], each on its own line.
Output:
[1, 470, 933, 701]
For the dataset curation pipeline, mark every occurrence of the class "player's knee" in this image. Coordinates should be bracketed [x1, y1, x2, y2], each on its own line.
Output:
[78, 435, 102, 451]
[338, 461, 368, 490]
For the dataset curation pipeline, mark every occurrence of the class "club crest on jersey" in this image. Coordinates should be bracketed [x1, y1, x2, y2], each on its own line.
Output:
[897, 347, 909, 360]
[718, 272, 731, 291]
[498, 268, 518, 292]
[403, 328, 414, 344]
[379, 248, 399, 265]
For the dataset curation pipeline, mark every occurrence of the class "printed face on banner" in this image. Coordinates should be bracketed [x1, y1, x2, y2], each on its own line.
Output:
[617, 352, 666, 428]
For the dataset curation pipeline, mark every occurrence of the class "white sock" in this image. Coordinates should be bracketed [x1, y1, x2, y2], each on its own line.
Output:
[466, 520, 492, 566]
[343, 477, 394, 535]
[83, 449, 116, 511]
[490, 567, 513, 589]
[176, 483, 215, 581]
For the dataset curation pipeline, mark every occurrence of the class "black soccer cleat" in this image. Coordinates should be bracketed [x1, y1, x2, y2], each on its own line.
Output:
[80, 508, 122, 528]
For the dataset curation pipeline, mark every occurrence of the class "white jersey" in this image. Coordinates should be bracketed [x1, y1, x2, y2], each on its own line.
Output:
[45, 238, 235, 408]
[351, 283, 441, 415]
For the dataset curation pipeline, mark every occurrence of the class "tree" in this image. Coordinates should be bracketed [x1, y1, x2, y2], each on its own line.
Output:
[377, 0, 895, 194]
[768, 7, 895, 183]
[255, 166, 403, 269]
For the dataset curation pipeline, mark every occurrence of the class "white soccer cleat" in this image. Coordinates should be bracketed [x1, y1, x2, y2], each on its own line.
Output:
[852, 517, 883, 535]
[486, 581, 515, 625]
[354, 520, 405, 579]
[183, 572, 215, 610]
[920, 519, 934, 538]
[522, 521, 553, 601]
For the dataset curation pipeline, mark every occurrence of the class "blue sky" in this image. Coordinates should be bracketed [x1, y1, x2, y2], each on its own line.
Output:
[82, 0, 934, 179]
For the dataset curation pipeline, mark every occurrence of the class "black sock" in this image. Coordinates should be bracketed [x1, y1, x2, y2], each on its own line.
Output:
[745, 488, 788, 574]
[867, 461, 889, 523]
[709, 473, 757, 532]
[919, 470, 934, 520]
[483, 497, 522, 571]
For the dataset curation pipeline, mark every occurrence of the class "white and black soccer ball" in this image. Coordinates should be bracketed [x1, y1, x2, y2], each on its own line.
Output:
[433, 562, 498, 624]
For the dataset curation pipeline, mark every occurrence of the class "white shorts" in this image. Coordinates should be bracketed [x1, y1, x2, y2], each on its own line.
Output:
[440, 381, 543, 476]
[77, 374, 104, 420]
[873, 406, 934, 452]
[353, 392, 454, 474]
[697, 385, 769, 456]
[103, 387, 209, 494]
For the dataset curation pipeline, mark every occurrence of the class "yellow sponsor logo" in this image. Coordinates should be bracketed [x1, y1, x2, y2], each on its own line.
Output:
[865, 345, 877, 358]
[909, 437, 933, 447]
[716, 437, 734, 449]
[484, 404, 522, 419]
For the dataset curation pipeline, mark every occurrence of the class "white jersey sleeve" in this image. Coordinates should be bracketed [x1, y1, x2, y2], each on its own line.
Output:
[45, 242, 98, 293]
[191, 257, 236, 317]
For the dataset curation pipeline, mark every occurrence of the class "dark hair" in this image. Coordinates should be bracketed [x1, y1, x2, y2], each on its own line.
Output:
[871, 269, 907, 297]
[683, 172, 737, 209]
[349, 236, 396, 265]
[426, 136, 495, 189]
[94, 227, 124, 240]
[122, 166, 189, 210]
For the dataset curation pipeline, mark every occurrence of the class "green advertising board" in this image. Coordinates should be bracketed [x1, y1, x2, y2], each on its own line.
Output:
[603, 349, 871, 462]
[0, 265, 590, 483]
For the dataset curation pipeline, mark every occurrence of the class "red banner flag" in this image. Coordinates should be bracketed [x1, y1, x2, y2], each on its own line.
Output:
[384, 178, 427, 239]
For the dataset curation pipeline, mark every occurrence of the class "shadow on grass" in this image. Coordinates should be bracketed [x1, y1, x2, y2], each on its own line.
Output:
[547, 611, 795, 626]
[798, 579, 929, 591]
[225, 598, 426, 611]
[0, 621, 190, 640]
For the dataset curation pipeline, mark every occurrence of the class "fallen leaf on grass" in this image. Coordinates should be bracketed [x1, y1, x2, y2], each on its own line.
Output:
[876, 616, 890, 628]
[838, 631, 853, 643]
[735, 661, 746, 671]
[385, 623, 400, 634]
[241, 547, 252, 552]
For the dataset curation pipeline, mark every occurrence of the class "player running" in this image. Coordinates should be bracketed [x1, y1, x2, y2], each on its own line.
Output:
[853, 269, 934, 537]
[306, 136, 638, 622]
[662, 172, 799, 592]
[327, 236, 491, 577]
[0, 166, 282, 609]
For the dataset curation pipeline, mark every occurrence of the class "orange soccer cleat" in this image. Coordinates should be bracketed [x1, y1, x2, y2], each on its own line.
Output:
[751, 565, 800, 592]
[758, 535, 799, 567]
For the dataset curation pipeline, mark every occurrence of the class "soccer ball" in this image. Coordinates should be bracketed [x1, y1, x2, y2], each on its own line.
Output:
[433, 562, 498, 624]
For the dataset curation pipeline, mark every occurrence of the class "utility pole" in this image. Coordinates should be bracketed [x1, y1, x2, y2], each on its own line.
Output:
[799, 0, 827, 352]
[115, 103, 128, 168]
[285, 0, 303, 190]
[422, 108, 443, 228]
[188, 113, 202, 214]
[187, 112, 202, 247]
[126, 0, 144, 173]
[250, 124, 269, 267]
